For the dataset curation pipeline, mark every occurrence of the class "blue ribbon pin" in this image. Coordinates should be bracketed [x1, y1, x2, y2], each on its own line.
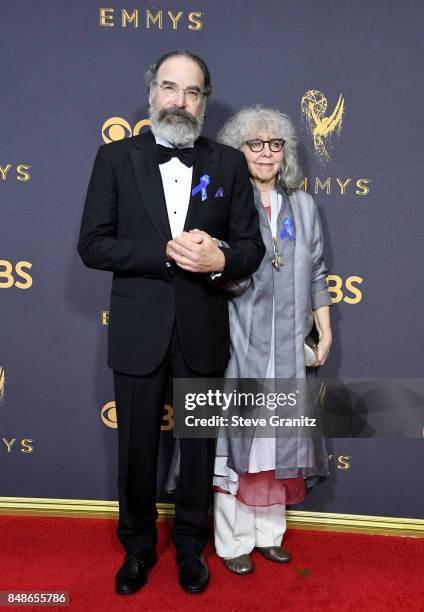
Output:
[279, 217, 295, 241]
[192, 174, 210, 202]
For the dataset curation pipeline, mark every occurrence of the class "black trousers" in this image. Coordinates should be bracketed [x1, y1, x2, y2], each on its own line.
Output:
[113, 327, 222, 556]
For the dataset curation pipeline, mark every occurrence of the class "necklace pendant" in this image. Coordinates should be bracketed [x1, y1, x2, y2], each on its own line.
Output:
[272, 238, 284, 270]
[272, 254, 284, 270]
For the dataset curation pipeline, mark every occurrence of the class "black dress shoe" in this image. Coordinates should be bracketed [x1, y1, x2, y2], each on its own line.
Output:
[177, 553, 210, 594]
[115, 549, 158, 595]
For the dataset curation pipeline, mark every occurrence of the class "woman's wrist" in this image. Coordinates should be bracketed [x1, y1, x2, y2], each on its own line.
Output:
[318, 328, 332, 341]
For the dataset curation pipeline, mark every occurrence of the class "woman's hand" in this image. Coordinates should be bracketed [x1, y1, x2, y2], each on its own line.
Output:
[312, 305, 332, 367]
[314, 331, 332, 367]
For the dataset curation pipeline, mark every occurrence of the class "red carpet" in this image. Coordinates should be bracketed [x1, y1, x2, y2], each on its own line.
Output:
[0, 516, 423, 611]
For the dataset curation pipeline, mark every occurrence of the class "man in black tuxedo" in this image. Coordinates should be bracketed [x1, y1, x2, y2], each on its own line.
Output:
[78, 50, 265, 595]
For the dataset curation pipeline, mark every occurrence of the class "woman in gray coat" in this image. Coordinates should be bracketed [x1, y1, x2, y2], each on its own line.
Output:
[214, 106, 333, 574]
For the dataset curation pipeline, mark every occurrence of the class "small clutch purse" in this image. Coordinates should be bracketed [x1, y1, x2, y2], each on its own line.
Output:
[304, 335, 318, 367]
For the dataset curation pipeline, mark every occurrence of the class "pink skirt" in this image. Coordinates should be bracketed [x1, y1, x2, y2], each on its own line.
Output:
[215, 471, 306, 507]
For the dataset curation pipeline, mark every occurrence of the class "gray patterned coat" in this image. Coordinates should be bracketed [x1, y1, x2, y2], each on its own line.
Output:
[217, 185, 332, 481]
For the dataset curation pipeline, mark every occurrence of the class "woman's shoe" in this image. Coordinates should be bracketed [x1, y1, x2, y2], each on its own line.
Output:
[223, 554, 254, 575]
[255, 546, 291, 563]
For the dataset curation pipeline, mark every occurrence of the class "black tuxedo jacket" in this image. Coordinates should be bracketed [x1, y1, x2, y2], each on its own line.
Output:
[78, 132, 265, 376]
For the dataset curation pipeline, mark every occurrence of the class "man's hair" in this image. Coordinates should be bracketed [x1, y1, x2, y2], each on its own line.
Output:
[146, 50, 212, 97]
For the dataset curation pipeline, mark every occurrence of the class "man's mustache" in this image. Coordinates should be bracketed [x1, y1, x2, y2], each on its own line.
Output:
[158, 107, 198, 126]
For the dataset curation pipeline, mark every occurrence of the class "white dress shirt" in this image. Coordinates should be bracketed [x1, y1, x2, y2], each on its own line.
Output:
[155, 135, 194, 239]
[155, 134, 222, 278]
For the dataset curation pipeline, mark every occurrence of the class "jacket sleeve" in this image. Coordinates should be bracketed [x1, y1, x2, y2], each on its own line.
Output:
[213, 240, 252, 295]
[218, 154, 265, 282]
[77, 145, 169, 280]
[310, 199, 333, 310]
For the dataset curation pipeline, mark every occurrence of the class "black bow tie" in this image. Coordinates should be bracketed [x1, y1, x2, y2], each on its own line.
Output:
[156, 144, 196, 168]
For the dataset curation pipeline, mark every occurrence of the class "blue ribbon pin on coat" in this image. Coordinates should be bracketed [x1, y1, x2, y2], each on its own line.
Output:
[192, 174, 210, 202]
[279, 217, 295, 240]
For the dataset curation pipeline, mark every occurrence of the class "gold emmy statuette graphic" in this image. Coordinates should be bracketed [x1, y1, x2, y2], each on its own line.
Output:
[0, 366, 5, 401]
[101, 401, 117, 429]
[102, 117, 151, 144]
[301, 90, 345, 162]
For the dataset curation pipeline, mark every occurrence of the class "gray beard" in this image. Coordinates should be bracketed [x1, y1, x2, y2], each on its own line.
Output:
[149, 104, 204, 147]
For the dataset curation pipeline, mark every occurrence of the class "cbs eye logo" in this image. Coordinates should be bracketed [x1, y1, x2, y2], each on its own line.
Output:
[327, 275, 363, 304]
[101, 401, 118, 428]
[101, 117, 151, 144]
[101, 401, 173, 430]
[0, 260, 32, 289]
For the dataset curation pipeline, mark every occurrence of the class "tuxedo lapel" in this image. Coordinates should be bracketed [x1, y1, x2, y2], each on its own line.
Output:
[184, 137, 220, 231]
[129, 132, 172, 241]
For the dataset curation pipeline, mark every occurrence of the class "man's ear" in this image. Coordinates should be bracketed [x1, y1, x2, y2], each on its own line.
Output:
[148, 85, 155, 106]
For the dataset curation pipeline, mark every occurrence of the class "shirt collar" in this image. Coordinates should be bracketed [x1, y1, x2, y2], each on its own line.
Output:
[154, 134, 195, 149]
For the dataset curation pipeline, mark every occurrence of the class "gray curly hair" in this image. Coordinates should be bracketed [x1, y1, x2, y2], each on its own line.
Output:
[217, 105, 302, 193]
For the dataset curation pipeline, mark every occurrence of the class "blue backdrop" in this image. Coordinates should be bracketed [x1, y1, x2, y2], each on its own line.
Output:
[1, 0, 423, 519]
